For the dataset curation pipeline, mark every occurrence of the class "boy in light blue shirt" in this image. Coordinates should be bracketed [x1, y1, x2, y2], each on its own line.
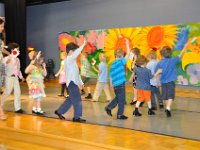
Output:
[105, 39, 130, 120]
[92, 54, 112, 102]
[146, 50, 163, 110]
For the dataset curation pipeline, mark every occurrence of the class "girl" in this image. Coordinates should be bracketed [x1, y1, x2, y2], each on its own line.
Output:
[0, 17, 9, 120]
[129, 47, 140, 105]
[55, 52, 69, 98]
[25, 52, 47, 115]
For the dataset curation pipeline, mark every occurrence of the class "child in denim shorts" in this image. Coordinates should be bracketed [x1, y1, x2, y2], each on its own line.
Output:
[155, 44, 188, 117]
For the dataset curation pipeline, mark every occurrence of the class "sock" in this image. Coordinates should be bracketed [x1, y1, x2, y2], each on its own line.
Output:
[37, 107, 41, 112]
[32, 107, 37, 111]
[166, 107, 170, 111]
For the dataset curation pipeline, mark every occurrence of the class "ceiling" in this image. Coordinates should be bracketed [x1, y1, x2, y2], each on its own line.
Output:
[0, 0, 71, 6]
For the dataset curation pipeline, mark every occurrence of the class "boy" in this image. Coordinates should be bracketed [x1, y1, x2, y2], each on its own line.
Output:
[155, 44, 188, 117]
[104, 39, 130, 120]
[55, 40, 87, 122]
[80, 52, 93, 99]
[132, 55, 161, 117]
[92, 53, 112, 102]
[146, 50, 163, 110]
[1, 42, 25, 113]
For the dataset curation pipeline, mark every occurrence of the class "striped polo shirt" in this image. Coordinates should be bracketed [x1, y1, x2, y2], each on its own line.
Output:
[110, 58, 126, 87]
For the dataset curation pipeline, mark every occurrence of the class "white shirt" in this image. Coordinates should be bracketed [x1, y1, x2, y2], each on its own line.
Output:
[64, 42, 86, 86]
[3, 55, 23, 79]
[146, 59, 160, 86]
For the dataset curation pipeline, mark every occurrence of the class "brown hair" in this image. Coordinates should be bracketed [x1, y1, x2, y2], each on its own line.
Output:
[114, 48, 124, 58]
[132, 47, 140, 56]
[160, 46, 172, 58]
[7, 42, 19, 53]
[147, 50, 157, 60]
[0, 18, 4, 25]
[0, 18, 5, 40]
[136, 55, 148, 66]
[66, 42, 79, 53]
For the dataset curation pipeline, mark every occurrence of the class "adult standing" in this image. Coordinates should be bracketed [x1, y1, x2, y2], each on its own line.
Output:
[0, 17, 9, 120]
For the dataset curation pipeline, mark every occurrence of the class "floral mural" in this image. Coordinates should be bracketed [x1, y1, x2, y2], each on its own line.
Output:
[58, 23, 200, 86]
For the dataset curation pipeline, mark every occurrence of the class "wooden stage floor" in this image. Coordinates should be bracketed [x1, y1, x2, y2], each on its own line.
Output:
[1, 112, 200, 150]
[1, 79, 200, 149]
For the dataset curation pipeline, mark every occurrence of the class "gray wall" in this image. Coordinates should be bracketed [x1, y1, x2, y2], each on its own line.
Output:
[27, 0, 200, 71]
[0, 3, 4, 16]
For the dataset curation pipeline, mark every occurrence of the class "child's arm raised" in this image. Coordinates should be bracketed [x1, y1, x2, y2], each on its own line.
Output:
[179, 37, 196, 58]
[70, 40, 87, 60]
[125, 39, 130, 60]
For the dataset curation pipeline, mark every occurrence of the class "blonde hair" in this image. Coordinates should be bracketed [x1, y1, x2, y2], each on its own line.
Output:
[99, 53, 105, 60]
[147, 50, 157, 60]
[32, 52, 44, 66]
[114, 48, 124, 58]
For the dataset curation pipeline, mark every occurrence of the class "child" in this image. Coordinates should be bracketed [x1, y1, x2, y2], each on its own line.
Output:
[155, 43, 188, 117]
[25, 52, 47, 115]
[92, 54, 112, 102]
[129, 47, 140, 105]
[0, 18, 6, 120]
[104, 38, 130, 120]
[80, 52, 93, 99]
[1, 43, 25, 113]
[55, 52, 69, 98]
[132, 55, 161, 117]
[26, 46, 36, 86]
[146, 50, 163, 110]
[55, 40, 87, 122]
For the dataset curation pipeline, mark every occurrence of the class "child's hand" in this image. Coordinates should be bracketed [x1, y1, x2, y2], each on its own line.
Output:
[36, 51, 41, 60]
[157, 68, 162, 74]
[21, 78, 25, 82]
[91, 58, 96, 66]
[81, 84, 84, 89]
[42, 63, 46, 68]
[55, 73, 59, 77]
[30, 60, 35, 65]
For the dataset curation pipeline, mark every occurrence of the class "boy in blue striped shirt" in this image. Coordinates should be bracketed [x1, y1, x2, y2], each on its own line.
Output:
[105, 39, 130, 120]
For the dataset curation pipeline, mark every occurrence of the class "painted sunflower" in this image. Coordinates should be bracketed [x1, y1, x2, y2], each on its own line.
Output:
[137, 25, 179, 58]
[104, 27, 142, 70]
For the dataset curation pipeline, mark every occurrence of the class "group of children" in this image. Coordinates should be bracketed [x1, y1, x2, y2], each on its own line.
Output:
[0, 16, 190, 122]
[54, 36, 189, 122]
[105, 39, 189, 119]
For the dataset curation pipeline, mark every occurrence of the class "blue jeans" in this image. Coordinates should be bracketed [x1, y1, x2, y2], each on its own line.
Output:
[151, 86, 163, 107]
[57, 81, 82, 119]
[106, 83, 125, 116]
